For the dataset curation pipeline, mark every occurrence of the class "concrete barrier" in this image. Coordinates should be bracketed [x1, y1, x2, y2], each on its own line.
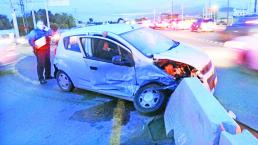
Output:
[164, 77, 240, 145]
[220, 130, 258, 145]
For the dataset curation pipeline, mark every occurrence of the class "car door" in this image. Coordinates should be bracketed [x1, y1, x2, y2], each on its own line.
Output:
[62, 35, 91, 88]
[80, 36, 136, 98]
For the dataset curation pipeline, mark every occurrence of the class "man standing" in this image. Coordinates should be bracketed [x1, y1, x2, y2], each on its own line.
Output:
[28, 20, 53, 84]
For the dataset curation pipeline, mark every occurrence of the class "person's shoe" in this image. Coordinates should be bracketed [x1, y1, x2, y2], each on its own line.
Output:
[39, 79, 47, 84]
[45, 76, 54, 80]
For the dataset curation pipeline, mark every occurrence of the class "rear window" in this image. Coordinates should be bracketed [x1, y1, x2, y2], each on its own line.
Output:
[63, 36, 81, 52]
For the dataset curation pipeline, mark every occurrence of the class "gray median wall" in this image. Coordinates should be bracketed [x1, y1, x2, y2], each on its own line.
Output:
[164, 77, 258, 145]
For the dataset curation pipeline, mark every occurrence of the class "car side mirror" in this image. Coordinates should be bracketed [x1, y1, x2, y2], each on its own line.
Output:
[112, 55, 134, 67]
[112, 55, 122, 65]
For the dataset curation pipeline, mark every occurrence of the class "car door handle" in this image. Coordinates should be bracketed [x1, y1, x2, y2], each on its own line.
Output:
[90, 66, 98, 70]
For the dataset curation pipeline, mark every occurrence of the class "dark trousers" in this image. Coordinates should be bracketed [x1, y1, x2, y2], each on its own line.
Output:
[35, 48, 51, 81]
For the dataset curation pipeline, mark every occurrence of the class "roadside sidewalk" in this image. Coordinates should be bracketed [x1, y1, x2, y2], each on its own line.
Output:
[0, 37, 32, 70]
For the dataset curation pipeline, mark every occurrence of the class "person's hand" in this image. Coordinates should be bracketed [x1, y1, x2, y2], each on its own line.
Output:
[34, 45, 39, 49]
[43, 26, 50, 31]
[33, 49, 37, 55]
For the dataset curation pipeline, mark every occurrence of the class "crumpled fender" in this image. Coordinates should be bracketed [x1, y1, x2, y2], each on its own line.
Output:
[134, 62, 178, 94]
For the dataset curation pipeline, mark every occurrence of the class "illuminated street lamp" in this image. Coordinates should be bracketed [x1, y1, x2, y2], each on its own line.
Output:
[211, 5, 219, 22]
[211, 5, 219, 12]
[171, 0, 174, 20]
[227, 0, 230, 25]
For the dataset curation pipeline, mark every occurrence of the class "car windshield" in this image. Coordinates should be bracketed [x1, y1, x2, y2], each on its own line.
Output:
[120, 28, 178, 56]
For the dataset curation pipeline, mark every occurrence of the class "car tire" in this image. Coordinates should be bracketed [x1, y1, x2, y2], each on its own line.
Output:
[133, 84, 165, 114]
[56, 71, 74, 92]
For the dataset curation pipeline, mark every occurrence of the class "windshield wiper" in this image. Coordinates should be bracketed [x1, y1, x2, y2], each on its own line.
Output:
[168, 41, 180, 50]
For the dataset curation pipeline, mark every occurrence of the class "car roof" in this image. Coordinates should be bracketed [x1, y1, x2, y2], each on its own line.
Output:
[61, 24, 142, 37]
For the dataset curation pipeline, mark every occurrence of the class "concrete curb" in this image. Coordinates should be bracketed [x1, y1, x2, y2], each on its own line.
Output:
[164, 77, 257, 145]
[14, 55, 40, 85]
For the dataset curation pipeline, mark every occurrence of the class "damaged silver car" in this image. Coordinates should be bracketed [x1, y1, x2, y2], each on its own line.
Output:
[54, 24, 217, 114]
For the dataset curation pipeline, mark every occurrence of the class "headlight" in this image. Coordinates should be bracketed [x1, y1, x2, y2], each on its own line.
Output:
[155, 59, 198, 80]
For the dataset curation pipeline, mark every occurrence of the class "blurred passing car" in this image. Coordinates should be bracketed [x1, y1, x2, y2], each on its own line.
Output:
[54, 24, 217, 114]
[0, 37, 18, 68]
[136, 19, 153, 28]
[191, 18, 216, 32]
[218, 15, 258, 41]
[224, 35, 258, 70]
[149, 21, 170, 29]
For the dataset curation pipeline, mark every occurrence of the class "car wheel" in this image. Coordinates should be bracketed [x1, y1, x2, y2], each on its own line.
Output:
[134, 84, 165, 114]
[56, 71, 74, 92]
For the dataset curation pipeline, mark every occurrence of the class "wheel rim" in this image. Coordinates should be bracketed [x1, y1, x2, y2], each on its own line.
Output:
[58, 73, 70, 90]
[139, 89, 160, 109]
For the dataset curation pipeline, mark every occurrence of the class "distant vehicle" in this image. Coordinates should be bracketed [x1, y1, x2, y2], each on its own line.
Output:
[149, 21, 170, 29]
[54, 24, 217, 114]
[173, 20, 194, 30]
[218, 15, 258, 41]
[191, 18, 216, 32]
[0, 37, 18, 68]
[216, 20, 227, 25]
[224, 35, 258, 70]
[135, 18, 152, 28]
[135, 17, 149, 24]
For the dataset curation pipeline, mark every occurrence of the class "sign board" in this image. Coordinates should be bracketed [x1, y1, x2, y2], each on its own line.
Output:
[35, 36, 46, 48]
[233, 8, 250, 16]
[47, 0, 70, 6]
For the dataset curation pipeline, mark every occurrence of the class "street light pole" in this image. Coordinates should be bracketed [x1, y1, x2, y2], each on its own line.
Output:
[45, 0, 50, 28]
[19, 0, 28, 34]
[32, 10, 36, 29]
[227, 0, 230, 25]
[9, 0, 20, 40]
[171, 0, 174, 17]
[181, 3, 184, 20]
[154, 8, 156, 22]
[209, 0, 211, 18]
[255, 0, 257, 13]
[28, 0, 36, 29]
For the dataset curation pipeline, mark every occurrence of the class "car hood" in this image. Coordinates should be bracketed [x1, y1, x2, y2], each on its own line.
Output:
[153, 44, 210, 70]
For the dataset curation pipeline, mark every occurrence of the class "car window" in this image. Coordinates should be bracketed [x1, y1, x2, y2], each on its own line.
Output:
[63, 36, 81, 52]
[90, 38, 120, 62]
[93, 34, 127, 48]
[85, 37, 134, 65]
[120, 46, 134, 65]
[80, 37, 89, 55]
[121, 28, 177, 57]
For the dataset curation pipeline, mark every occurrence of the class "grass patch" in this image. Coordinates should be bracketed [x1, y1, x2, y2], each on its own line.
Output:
[0, 69, 16, 76]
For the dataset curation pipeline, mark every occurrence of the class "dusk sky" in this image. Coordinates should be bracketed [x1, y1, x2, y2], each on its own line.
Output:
[0, 0, 255, 21]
